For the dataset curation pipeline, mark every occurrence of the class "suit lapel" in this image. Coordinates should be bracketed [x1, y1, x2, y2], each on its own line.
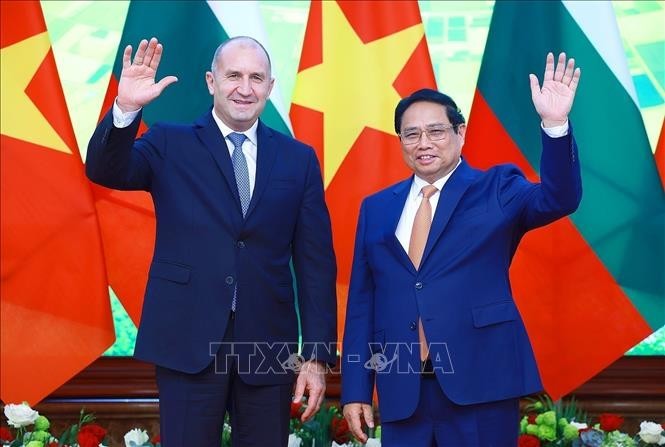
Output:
[421, 160, 477, 266]
[385, 178, 417, 275]
[246, 121, 277, 219]
[194, 111, 244, 229]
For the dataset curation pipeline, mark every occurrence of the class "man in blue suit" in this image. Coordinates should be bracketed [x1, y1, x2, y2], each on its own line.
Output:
[86, 36, 337, 447]
[341, 53, 582, 446]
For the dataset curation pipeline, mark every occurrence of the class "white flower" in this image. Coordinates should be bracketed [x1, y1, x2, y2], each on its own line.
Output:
[569, 421, 588, 430]
[124, 428, 149, 447]
[4, 403, 39, 428]
[366, 438, 382, 447]
[638, 421, 664, 444]
[287, 433, 302, 447]
[331, 442, 351, 447]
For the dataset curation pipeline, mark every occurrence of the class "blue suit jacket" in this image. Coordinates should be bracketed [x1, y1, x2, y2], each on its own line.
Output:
[341, 129, 581, 422]
[87, 109, 337, 384]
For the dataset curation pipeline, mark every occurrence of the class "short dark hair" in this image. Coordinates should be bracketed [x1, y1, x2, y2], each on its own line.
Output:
[394, 88, 465, 134]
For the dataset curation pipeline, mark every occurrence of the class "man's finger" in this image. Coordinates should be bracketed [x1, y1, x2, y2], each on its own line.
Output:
[561, 58, 575, 86]
[345, 409, 368, 443]
[292, 375, 306, 404]
[362, 405, 375, 429]
[300, 378, 323, 421]
[122, 45, 132, 70]
[569, 67, 581, 94]
[155, 76, 179, 94]
[133, 39, 148, 65]
[529, 73, 540, 102]
[553, 52, 566, 82]
[149, 43, 164, 70]
[543, 52, 554, 81]
[143, 37, 158, 67]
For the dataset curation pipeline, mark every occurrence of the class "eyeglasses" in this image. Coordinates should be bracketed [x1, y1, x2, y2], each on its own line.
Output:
[399, 124, 458, 145]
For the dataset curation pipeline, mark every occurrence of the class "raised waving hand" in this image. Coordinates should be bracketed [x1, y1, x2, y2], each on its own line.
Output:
[116, 37, 178, 112]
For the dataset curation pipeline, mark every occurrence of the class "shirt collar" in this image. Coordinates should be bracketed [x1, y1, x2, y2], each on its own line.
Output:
[411, 157, 462, 198]
[211, 109, 259, 146]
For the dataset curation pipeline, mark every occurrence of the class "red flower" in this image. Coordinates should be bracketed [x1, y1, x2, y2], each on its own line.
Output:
[290, 401, 303, 419]
[599, 413, 624, 432]
[518, 434, 541, 447]
[0, 427, 13, 442]
[527, 413, 538, 424]
[151, 434, 161, 443]
[331, 416, 352, 444]
[78, 431, 101, 447]
[79, 423, 107, 443]
[48, 443, 59, 447]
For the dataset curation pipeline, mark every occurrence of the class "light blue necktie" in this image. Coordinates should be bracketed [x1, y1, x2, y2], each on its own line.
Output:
[228, 132, 249, 312]
[228, 132, 250, 217]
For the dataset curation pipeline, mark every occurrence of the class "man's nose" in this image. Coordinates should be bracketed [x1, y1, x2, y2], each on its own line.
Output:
[237, 77, 252, 95]
[416, 131, 433, 148]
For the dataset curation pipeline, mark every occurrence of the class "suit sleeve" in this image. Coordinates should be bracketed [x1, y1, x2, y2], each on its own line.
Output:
[340, 200, 375, 406]
[86, 109, 166, 191]
[499, 125, 582, 230]
[292, 149, 338, 366]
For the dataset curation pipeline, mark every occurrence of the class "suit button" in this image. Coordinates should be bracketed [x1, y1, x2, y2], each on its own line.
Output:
[237, 241, 245, 248]
[225, 276, 234, 285]
[409, 322, 417, 330]
[415, 282, 423, 290]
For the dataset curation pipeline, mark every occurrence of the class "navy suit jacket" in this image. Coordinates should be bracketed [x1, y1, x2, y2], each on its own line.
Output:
[87, 109, 337, 385]
[341, 129, 581, 422]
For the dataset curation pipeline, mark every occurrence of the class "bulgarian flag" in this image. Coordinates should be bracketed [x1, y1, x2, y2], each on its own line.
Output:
[1, 0, 114, 404]
[464, 1, 664, 399]
[94, 0, 290, 328]
[290, 0, 437, 344]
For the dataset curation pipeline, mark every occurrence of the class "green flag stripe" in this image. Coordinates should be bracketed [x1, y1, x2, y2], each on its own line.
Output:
[114, 0, 289, 134]
[478, 1, 664, 329]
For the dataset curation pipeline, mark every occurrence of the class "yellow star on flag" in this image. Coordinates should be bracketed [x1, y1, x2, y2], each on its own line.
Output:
[1, 32, 70, 154]
[291, 1, 424, 187]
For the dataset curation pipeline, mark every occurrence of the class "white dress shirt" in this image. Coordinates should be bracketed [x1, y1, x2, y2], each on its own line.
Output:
[394, 121, 569, 251]
[112, 100, 258, 197]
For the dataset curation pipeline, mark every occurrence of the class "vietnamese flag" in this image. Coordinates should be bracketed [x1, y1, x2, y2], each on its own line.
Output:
[1, 0, 114, 405]
[290, 0, 437, 343]
[464, 0, 662, 399]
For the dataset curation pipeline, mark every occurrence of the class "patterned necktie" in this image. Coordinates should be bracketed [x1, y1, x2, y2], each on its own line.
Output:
[228, 132, 249, 312]
[408, 184, 439, 361]
[228, 132, 250, 217]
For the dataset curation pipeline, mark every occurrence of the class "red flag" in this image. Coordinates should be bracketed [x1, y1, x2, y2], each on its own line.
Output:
[655, 117, 665, 189]
[290, 0, 436, 343]
[1, 0, 114, 405]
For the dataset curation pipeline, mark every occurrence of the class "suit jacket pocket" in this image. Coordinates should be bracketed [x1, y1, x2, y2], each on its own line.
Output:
[472, 300, 517, 328]
[149, 260, 191, 284]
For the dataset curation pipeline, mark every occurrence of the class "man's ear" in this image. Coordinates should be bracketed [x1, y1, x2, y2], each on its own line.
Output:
[205, 71, 215, 95]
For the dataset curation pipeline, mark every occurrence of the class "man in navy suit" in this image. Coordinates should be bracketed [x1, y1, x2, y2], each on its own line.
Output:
[86, 36, 337, 447]
[341, 53, 582, 446]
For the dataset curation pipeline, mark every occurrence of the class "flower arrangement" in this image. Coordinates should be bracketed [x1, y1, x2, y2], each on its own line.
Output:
[518, 395, 665, 447]
[1, 403, 160, 447]
[4, 397, 662, 447]
[285, 398, 380, 447]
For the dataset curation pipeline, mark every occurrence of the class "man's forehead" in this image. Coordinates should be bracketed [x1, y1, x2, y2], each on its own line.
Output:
[219, 41, 268, 62]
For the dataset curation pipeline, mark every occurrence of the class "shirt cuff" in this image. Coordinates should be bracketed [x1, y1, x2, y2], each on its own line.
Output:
[541, 120, 569, 138]
[112, 99, 141, 128]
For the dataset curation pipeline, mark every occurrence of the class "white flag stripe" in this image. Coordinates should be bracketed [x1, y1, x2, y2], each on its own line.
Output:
[207, 0, 293, 131]
[562, 0, 638, 106]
